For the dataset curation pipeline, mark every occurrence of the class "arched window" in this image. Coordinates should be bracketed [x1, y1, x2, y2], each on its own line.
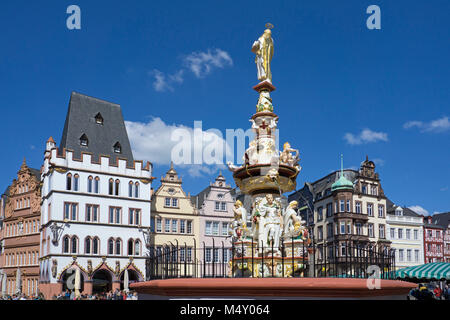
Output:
[135, 240, 141, 256]
[73, 174, 79, 191]
[135, 182, 140, 198]
[128, 181, 133, 198]
[128, 239, 134, 256]
[80, 134, 89, 147]
[88, 176, 93, 193]
[115, 239, 122, 255]
[113, 142, 122, 154]
[85, 237, 91, 254]
[108, 238, 114, 255]
[94, 176, 100, 193]
[108, 179, 114, 195]
[63, 236, 70, 253]
[66, 174, 72, 191]
[115, 180, 120, 196]
[71, 236, 78, 254]
[93, 237, 99, 255]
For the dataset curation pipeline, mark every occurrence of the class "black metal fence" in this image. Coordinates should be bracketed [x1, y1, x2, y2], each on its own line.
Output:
[146, 237, 396, 280]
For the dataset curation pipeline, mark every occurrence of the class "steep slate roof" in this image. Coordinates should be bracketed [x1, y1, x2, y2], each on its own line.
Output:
[433, 212, 450, 228]
[59, 92, 134, 165]
[386, 198, 422, 217]
[29, 168, 41, 181]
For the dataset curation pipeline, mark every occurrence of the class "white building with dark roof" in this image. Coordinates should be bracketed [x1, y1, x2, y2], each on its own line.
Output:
[386, 200, 424, 269]
[39, 92, 154, 298]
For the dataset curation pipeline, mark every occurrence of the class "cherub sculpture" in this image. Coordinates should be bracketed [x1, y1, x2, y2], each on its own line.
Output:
[279, 142, 300, 169]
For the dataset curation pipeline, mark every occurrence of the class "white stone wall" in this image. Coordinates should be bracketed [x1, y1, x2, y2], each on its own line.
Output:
[40, 147, 152, 285]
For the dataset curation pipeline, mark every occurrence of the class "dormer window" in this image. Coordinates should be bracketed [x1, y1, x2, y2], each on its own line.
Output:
[95, 113, 104, 125]
[80, 134, 89, 147]
[395, 209, 403, 216]
[113, 142, 122, 154]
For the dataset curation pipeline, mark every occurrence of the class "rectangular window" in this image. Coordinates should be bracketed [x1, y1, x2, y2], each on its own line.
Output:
[414, 230, 418, 240]
[378, 205, 384, 218]
[165, 198, 171, 207]
[150, 218, 155, 233]
[356, 223, 362, 235]
[347, 223, 351, 235]
[187, 221, 192, 234]
[390, 228, 395, 239]
[367, 204, 373, 217]
[406, 229, 411, 240]
[327, 224, 333, 238]
[212, 222, 219, 236]
[399, 249, 404, 262]
[379, 225, 385, 239]
[221, 202, 226, 211]
[318, 226, 323, 240]
[339, 200, 345, 212]
[64, 203, 78, 221]
[205, 221, 212, 235]
[172, 198, 178, 207]
[213, 248, 220, 262]
[165, 219, 171, 233]
[317, 207, 323, 221]
[115, 208, 121, 224]
[180, 220, 186, 234]
[186, 248, 192, 262]
[205, 248, 212, 263]
[340, 222, 346, 235]
[222, 222, 228, 236]
[346, 200, 350, 212]
[415, 250, 419, 262]
[326, 203, 332, 217]
[215, 202, 220, 210]
[156, 218, 162, 233]
[368, 224, 374, 238]
[407, 249, 412, 262]
[109, 207, 114, 224]
[398, 229, 403, 239]
[172, 220, 178, 233]
[86, 204, 99, 222]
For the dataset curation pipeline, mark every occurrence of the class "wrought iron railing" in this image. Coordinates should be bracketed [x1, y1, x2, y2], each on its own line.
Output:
[146, 237, 396, 280]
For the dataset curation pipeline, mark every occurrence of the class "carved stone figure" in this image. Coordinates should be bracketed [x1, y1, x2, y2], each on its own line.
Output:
[279, 142, 300, 169]
[229, 200, 248, 240]
[255, 194, 282, 255]
[52, 259, 58, 278]
[283, 201, 306, 239]
[115, 261, 120, 276]
[87, 260, 93, 276]
[252, 28, 274, 82]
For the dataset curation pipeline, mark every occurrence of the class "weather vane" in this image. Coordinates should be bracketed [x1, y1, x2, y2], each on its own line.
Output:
[265, 23, 274, 30]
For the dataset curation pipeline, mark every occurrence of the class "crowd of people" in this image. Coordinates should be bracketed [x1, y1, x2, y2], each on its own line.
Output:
[1, 289, 138, 300]
[51, 289, 139, 300]
[408, 283, 450, 300]
[1, 293, 45, 300]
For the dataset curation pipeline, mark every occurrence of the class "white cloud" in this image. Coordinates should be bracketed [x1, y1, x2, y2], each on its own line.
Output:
[184, 49, 233, 78]
[125, 118, 232, 177]
[403, 116, 450, 133]
[408, 205, 430, 216]
[151, 69, 173, 92]
[344, 129, 388, 145]
[149, 49, 232, 92]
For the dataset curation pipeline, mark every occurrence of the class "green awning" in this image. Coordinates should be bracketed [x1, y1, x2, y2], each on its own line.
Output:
[396, 262, 450, 280]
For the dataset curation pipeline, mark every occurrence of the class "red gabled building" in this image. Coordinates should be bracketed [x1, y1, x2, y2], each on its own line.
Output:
[432, 212, 450, 263]
[423, 216, 445, 263]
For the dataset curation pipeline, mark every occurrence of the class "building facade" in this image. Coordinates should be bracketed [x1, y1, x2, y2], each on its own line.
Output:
[192, 173, 234, 273]
[289, 157, 391, 275]
[39, 92, 153, 298]
[422, 215, 445, 263]
[0, 187, 8, 296]
[1, 159, 41, 296]
[431, 212, 450, 263]
[386, 201, 424, 269]
[150, 164, 199, 276]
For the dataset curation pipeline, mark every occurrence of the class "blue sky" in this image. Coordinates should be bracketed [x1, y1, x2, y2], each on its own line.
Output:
[0, 1, 449, 215]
